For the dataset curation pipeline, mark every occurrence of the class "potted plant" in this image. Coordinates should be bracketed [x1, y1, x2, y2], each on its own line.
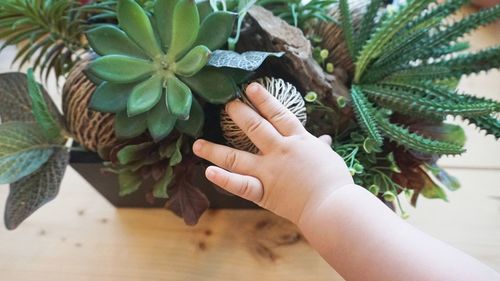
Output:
[0, 0, 499, 230]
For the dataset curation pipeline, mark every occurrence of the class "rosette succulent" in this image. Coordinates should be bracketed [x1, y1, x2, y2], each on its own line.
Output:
[86, 0, 237, 141]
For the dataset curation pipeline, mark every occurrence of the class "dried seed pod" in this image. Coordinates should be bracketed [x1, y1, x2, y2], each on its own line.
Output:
[62, 56, 118, 152]
[220, 77, 307, 153]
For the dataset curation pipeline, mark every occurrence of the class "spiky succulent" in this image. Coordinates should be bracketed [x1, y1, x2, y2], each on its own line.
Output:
[335, 0, 500, 156]
[0, 0, 88, 80]
[86, 0, 237, 141]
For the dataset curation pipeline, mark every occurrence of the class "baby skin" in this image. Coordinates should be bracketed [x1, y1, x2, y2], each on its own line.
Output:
[193, 83, 500, 281]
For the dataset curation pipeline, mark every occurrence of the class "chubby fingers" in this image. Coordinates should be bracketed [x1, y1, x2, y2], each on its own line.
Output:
[245, 83, 307, 136]
[205, 166, 264, 203]
[193, 139, 259, 175]
[225, 99, 282, 153]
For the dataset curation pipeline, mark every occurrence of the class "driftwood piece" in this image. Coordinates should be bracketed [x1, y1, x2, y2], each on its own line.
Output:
[236, 6, 350, 106]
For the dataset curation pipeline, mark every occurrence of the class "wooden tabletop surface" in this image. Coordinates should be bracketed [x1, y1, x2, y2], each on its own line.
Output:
[0, 6, 499, 281]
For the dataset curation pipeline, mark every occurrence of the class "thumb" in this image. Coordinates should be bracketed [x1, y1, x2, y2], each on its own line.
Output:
[319, 135, 332, 146]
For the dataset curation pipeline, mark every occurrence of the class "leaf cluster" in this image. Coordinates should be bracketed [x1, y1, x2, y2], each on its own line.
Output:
[338, 0, 500, 156]
[0, 0, 89, 80]
[0, 71, 69, 230]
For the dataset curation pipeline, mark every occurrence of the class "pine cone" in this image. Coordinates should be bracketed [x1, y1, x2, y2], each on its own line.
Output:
[62, 56, 118, 152]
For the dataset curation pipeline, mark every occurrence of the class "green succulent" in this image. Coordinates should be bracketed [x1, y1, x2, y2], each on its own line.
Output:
[86, 0, 236, 141]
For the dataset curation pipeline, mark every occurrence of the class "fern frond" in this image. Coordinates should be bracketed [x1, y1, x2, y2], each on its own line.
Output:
[339, 0, 355, 58]
[361, 83, 498, 119]
[393, 4, 500, 65]
[467, 115, 500, 139]
[428, 41, 470, 58]
[350, 86, 384, 145]
[355, 0, 383, 57]
[0, 0, 89, 80]
[375, 114, 466, 155]
[430, 45, 500, 79]
[354, 0, 434, 82]
[405, 0, 469, 32]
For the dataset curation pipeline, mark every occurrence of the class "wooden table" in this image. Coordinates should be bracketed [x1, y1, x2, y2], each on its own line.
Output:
[1, 6, 499, 281]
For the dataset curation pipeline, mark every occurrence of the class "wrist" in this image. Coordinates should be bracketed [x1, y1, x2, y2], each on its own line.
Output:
[296, 183, 362, 230]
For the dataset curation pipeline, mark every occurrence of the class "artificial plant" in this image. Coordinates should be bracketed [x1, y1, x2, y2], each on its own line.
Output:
[0, 0, 499, 229]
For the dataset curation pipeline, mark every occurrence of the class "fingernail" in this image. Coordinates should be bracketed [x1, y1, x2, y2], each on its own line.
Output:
[225, 99, 240, 111]
[193, 140, 204, 154]
[246, 83, 261, 95]
[206, 167, 217, 179]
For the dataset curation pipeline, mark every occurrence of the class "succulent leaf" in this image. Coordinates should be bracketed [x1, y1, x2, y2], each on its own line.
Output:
[87, 25, 149, 59]
[176, 98, 205, 137]
[117, 0, 163, 57]
[128, 75, 164, 117]
[194, 11, 236, 51]
[154, 0, 178, 51]
[167, 0, 200, 61]
[174, 45, 211, 77]
[118, 170, 142, 196]
[114, 111, 148, 139]
[167, 76, 193, 119]
[117, 142, 154, 165]
[89, 55, 155, 83]
[90, 82, 134, 113]
[153, 166, 174, 198]
[147, 95, 177, 141]
[181, 68, 236, 104]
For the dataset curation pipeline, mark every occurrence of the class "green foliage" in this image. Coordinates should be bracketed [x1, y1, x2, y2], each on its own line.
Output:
[350, 86, 382, 145]
[87, 0, 275, 142]
[4, 147, 69, 230]
[0, 122, 54, 184]
[338, 0, 500, 155]
[0, 72, 69, 230]
[339, 0, 355, 58]
[0, 0, 88, 80]
[375, 115, 465, 155]
[27, 69, 63, 141]
[87, 0, 236, 141]
[106, 135, 185, 199]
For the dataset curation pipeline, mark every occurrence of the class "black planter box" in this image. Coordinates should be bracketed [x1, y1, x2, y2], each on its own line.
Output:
[69, 149, 259, 209]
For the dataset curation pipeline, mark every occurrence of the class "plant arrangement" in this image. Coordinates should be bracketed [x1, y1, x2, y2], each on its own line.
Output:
[0, 0, 498, 229]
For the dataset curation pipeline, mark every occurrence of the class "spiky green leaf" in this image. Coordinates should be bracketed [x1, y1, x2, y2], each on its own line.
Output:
[350, 86, 383, 146]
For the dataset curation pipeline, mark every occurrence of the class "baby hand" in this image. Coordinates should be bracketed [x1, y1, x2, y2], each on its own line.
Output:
[193, 83, 354, 224]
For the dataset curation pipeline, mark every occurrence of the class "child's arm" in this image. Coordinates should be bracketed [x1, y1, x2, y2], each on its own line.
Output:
[193, 83, 500, 281]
